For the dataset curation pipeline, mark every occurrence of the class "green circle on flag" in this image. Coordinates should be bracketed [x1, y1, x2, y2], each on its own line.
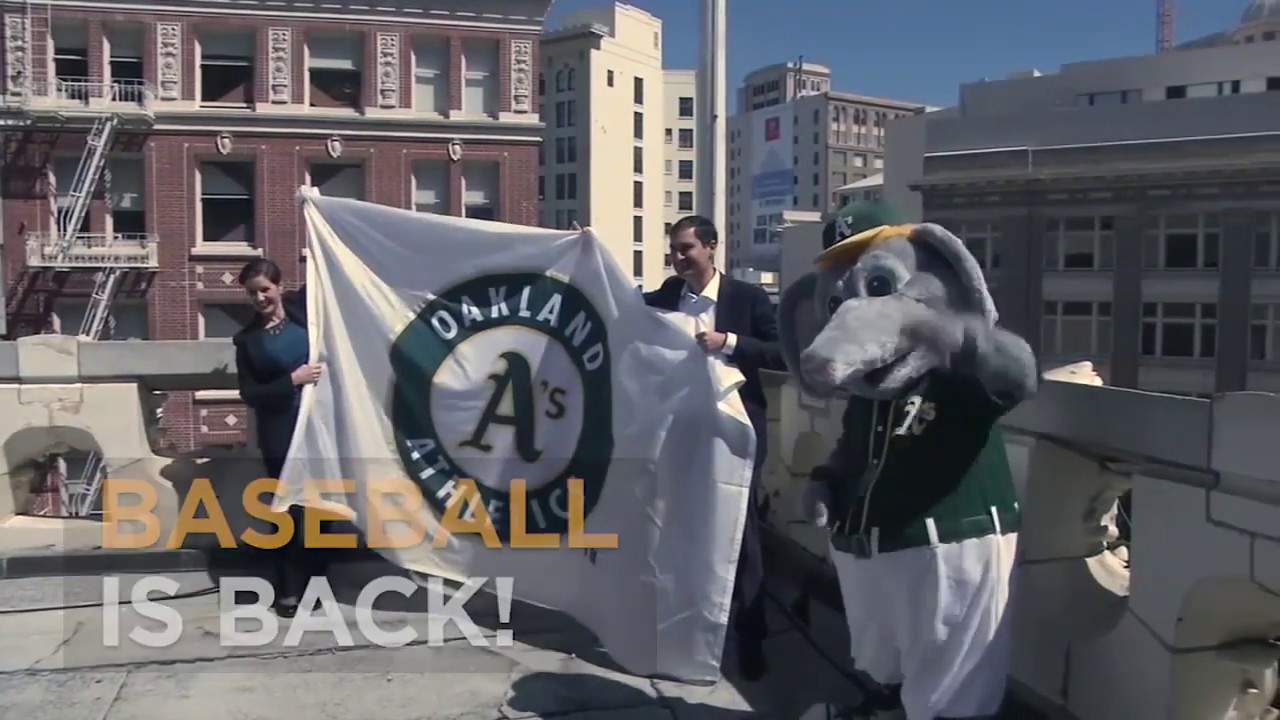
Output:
[390, 272, 614, 542]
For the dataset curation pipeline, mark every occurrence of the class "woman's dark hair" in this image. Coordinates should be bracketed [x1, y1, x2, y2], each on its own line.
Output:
[237, 258, 282, 287]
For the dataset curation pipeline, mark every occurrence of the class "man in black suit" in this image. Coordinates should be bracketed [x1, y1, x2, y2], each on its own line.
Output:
[643, 215, 784, 682]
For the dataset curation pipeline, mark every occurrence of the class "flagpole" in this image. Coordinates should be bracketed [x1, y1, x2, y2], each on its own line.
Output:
[696, 0, 727, 270]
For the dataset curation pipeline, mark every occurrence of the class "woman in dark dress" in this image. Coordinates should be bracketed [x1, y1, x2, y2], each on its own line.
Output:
[232, 258, 321, 618]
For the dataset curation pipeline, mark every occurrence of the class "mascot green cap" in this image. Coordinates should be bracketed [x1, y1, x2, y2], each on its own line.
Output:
[822, 200, 902, 250]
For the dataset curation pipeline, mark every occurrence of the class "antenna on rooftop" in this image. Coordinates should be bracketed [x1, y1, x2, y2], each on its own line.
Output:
[1156, 0, 1175, 52]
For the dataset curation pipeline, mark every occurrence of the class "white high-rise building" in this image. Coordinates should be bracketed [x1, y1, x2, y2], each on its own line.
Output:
[662, 68, 698, 276]
[726, 61, 926, 273]
[539, 3, 667, 288]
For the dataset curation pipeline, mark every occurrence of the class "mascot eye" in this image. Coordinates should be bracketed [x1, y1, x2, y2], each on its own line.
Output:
[865, 275, 896, 298]
[826, 296, 844, 315]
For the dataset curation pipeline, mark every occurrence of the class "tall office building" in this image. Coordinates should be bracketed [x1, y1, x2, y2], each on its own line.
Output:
[884, 0, 1280, 396]
[726, 61, 926, 272]
[662, 68, 697, 273]
[538, 3, 667, 288]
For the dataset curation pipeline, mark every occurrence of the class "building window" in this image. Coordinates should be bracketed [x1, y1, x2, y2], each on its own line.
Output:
[1041, 301, 1111, 357]
[413, 36, 448, 114]
[664, 191, 672, 206]
[565, 68, 576, 92]
[1254, 213, 1279, 270]
[633, 216, 643, 246]
[105, 25, 144, 99]
[678, 191, 694, 212]
[632, 249, 644, 279]
[678, 96, 694, 117]
[1249, 304, 1280, 363]
[200, 303, 256, 339]
[678, 128, 694, 149]
[1075, 90, 1137, 106]
[555, 136, 578, 164]
[199, 161, 255, 244]
[197, 30, 254, 107]
[633, 181, 643, 209]
[553, 173, 577, 201]
[554, 100, 577, 128]
[664, 159, 672, 175]
[1166, 81, 1241, 99]
[1144, 214, 1220, 270]
[607, 69, 614, 87]
[462, 39, 499, 115]
[51, 21, 88, 96]
[951, 222, 1001, 270]
[665, 128, 673, 144]
[54, 299, 148, 340]
[412, 160, 448, 214]
[308, 163, 364, 200]
[1043, 216, 1115, 270]
[307, 32, 362, 110]
[633, 111, 643, 141]
[633, 145, 643, 174]
[105, 157, 145, 235]
[50, 156, 89, 235]
[462, 162, 499, 220]
[678, 160, 694, 181]
[633, 76, 644, 105]
[1141, 303, 1216, 359]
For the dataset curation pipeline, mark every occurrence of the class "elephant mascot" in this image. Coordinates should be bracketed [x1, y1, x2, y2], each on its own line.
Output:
[784, 202, 1039, 720]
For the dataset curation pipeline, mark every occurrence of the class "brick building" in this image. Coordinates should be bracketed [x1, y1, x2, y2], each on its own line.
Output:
[0, 0, 550, 450]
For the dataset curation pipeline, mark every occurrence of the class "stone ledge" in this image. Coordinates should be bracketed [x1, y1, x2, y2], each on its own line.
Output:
[0, 548, 208, 579]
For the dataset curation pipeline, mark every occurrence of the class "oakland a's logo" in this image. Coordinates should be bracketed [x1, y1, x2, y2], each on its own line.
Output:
[390, 272, 613, 542]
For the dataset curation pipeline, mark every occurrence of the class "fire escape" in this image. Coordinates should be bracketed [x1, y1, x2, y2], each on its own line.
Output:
[1, 0, 159, 515]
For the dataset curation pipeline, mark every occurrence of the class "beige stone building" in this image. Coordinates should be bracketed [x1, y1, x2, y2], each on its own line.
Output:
[538, 2, 668, 288]
[661, 68, 697, 276]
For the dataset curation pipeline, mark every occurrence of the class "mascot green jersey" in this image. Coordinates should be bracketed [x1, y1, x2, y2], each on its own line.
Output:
[787, 201, 1038, 720]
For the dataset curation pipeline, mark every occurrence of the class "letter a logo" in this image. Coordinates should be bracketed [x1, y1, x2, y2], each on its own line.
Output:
[460, 351, 543, 462]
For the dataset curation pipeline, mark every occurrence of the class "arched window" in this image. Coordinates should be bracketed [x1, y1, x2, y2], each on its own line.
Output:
[566, 68, 576, 91]
[555, 69, 565, 92]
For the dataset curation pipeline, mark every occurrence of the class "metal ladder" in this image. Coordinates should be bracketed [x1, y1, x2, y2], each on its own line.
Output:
[56, 113, 117, 244]
[58, 114, 120, 515]
[78, 268, 121, 339]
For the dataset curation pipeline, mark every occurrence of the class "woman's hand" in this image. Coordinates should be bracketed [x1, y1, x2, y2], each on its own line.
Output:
[290, 363, 323, 386]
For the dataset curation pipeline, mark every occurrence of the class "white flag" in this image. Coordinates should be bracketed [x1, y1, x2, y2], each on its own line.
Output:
[280, 192, 757, 682]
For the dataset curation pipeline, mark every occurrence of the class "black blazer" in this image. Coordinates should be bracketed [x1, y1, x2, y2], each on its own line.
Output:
[644, 274, 783, 466]
[233, 287, 308, 472]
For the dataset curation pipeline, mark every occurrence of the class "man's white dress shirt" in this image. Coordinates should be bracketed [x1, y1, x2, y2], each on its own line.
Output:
[676, 270, 738, 358]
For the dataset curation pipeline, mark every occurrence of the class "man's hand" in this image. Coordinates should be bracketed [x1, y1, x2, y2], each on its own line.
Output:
[695, 330, 728, 354]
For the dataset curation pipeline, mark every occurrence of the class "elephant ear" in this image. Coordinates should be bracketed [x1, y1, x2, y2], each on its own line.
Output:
[778, 272, 835, 399]
[909, 222, 999, 326]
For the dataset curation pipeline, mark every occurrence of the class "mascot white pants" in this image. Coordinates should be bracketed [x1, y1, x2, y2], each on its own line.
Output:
[831, 531, 1018, 719]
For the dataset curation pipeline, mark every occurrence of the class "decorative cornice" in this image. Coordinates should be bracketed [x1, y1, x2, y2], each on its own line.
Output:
[267, 28, 291, 104]
[509, 39, 532, 114]
[376, 32, 400, 110]
[3, 14, 31, 98]
[28, 0, 550, 32]
[155, 23, 182, 101]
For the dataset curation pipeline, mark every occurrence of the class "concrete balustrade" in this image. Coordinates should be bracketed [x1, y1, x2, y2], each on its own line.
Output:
[759, 367, 1280, 720]
[0, 334, 1276, 717]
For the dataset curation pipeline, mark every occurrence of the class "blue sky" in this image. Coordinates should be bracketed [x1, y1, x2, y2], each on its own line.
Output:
[546, 0, 1247, 107]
